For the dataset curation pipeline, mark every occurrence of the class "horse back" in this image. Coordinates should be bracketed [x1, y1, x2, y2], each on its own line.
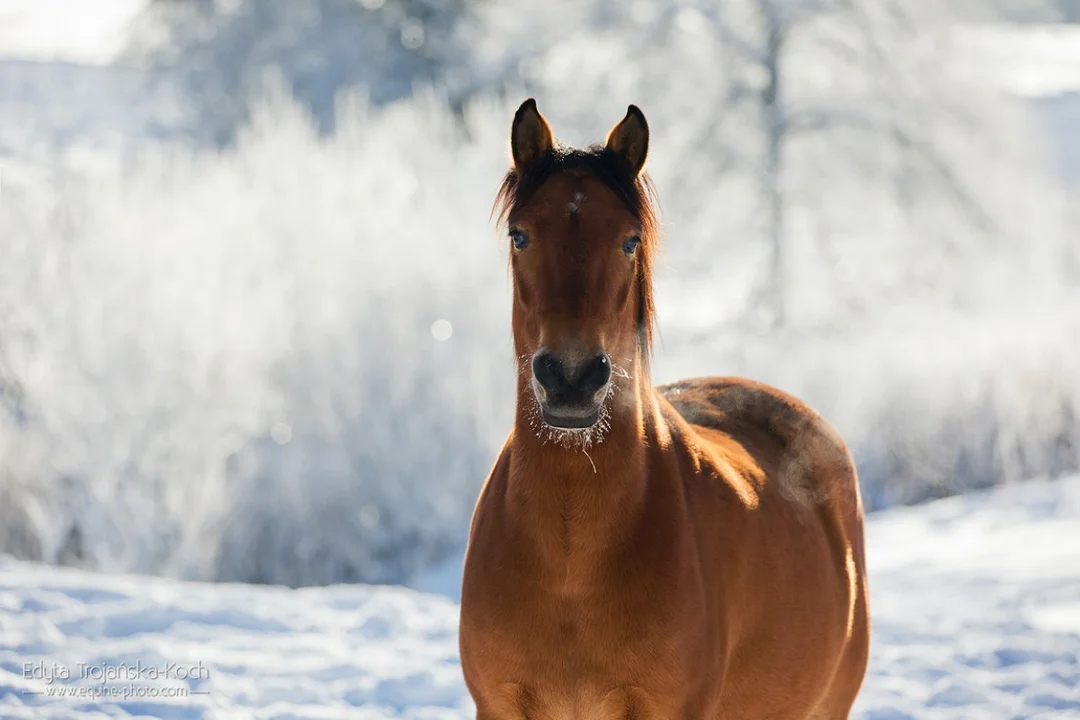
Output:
[659, 376, 862, 531]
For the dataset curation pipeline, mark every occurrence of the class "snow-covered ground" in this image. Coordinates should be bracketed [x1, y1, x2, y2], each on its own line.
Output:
[1, 477, 1078, 719]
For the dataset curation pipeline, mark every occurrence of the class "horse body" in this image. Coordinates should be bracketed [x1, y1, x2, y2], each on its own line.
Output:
[459, 100, 869, 719]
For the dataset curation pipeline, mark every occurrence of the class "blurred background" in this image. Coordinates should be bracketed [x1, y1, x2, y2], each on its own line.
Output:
[0, 0, 1077, 590]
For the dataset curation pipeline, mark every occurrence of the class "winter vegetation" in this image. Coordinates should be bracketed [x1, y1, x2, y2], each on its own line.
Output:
[0, 0, 1078, 587]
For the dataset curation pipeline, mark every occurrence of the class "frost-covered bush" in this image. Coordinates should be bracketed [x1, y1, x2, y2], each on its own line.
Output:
[666, 316, 1080, 512]
[2, 85, 1077, 584]
[0, 93, 514, 584]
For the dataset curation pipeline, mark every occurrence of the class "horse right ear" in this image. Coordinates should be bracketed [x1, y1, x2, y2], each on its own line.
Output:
[511, 98, 554, 172]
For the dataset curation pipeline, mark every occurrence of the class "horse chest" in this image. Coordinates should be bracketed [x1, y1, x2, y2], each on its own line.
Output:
[464, 561, 707, 719]
[485, 682, 661, 720]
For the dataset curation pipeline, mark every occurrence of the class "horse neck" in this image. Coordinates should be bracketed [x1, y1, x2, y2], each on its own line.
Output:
[506, 350, 660, 560]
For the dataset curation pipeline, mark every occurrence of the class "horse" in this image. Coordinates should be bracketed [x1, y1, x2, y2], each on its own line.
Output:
[459, 99, 870, 719]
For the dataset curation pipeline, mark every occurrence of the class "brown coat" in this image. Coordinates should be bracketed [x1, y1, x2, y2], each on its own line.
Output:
[460, 378, 869, 719]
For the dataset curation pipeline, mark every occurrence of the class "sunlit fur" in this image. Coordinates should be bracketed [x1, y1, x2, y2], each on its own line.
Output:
[461, 102, 871, 720]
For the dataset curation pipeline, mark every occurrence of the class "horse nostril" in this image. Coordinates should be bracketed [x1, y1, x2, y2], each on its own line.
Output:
[575, 353, 612, 397]
[531, 350, 566, 394]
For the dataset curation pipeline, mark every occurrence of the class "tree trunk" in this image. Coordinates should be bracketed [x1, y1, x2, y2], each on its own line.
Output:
[762, 11, 786, 329]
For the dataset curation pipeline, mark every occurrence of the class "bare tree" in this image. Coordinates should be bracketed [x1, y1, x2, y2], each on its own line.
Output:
[677, 0, 1011, 328]
[127, 0, 471, 144]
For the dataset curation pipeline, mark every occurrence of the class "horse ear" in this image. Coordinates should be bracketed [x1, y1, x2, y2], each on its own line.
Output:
[511, 98, 554, 172]
[605, 105, 649, 177]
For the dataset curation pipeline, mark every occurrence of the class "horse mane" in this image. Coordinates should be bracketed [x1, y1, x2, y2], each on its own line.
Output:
[492, 145, 660, 367]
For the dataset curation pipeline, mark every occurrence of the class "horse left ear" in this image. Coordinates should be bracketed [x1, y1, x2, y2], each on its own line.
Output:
[511, 98, 554, 172]
[605, 105, 649, 177]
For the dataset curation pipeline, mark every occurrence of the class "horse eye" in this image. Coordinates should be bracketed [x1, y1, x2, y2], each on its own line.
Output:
[510, 229, 529, 251]
[623, 235, 641, 255]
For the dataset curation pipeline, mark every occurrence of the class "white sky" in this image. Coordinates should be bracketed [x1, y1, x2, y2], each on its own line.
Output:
[0, 2, 1075, 96]
[0, 0, 145, 65]
[953, 24, 1080, 96]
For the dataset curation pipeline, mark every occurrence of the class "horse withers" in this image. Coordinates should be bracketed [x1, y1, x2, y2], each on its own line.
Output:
[459, 99, 870, 719]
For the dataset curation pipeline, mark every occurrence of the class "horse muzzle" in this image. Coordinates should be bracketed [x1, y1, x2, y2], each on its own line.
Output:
[531, 348, 611, 429]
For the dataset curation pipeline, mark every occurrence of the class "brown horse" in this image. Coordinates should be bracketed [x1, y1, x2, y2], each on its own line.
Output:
[459, 99, 870, 719]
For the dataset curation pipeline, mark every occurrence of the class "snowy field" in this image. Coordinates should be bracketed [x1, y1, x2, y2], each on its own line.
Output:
[1, 477, 1078, 719]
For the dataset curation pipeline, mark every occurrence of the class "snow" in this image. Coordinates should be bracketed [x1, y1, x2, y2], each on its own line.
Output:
[0, 569, 467, 718]
[857, 477, 1080, 718]
[2, 477, 1079, 718]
